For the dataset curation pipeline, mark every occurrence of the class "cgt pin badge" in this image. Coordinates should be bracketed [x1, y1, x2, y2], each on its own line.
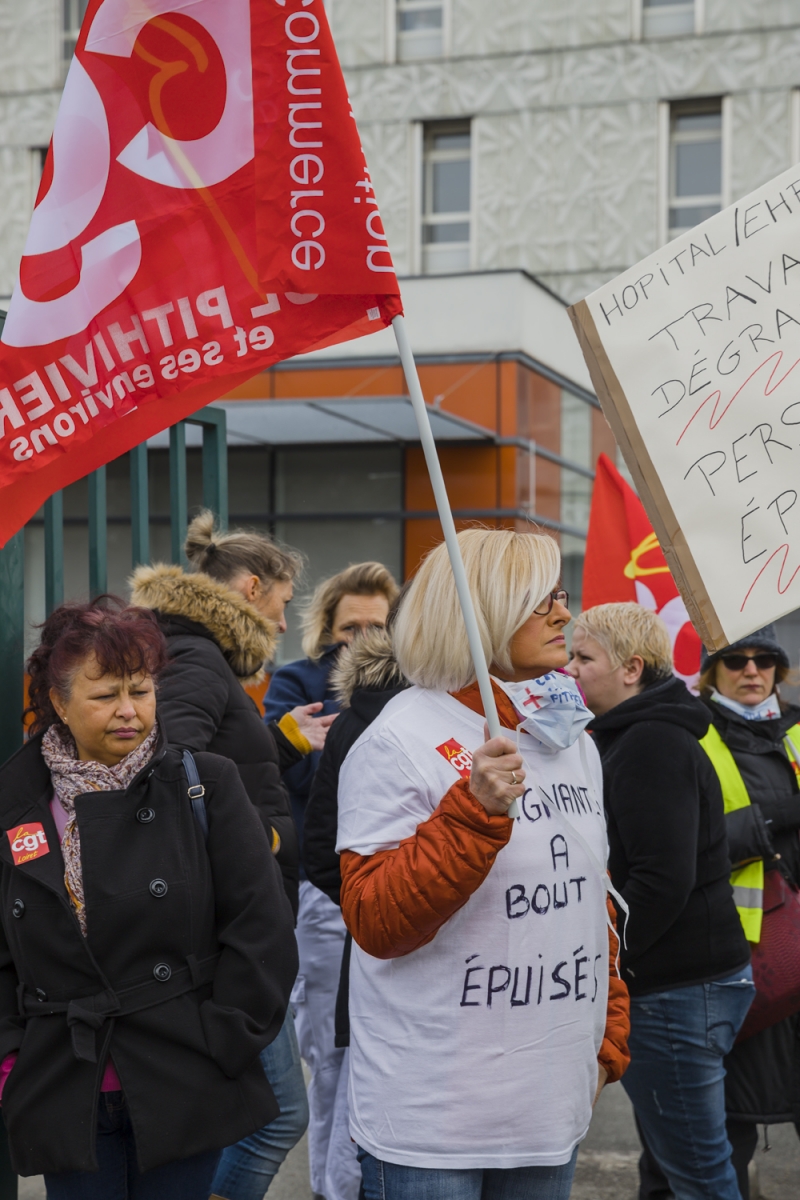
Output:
[436, 739, 473, 780]
[7, 824, 50, 866]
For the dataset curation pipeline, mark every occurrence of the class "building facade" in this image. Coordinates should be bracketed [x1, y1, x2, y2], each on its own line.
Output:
[2, 1, 799, 662]
[329, 0, 800, 301]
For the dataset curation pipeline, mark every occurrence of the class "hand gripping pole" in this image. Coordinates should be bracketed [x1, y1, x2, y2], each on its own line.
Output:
[392, 315, 519, 819]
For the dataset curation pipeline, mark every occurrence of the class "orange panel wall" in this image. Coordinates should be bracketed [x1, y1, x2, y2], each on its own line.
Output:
[412, 362, 499, 431]
[226, 364, 407, 400]
[227, 361, 503, 427]
[517, 363, 561, 535]
[222, 359, 605, 581]
[404, 444, 502, 577]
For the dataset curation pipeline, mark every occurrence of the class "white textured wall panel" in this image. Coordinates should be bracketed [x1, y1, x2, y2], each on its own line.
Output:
[1, 3, 799, 305]
[0, 0, 57, 93]
[729, 89, 794, 200]
[330, 0, 386, 66]
[705, 0, 800, 35]
[450, 0, 632, 56]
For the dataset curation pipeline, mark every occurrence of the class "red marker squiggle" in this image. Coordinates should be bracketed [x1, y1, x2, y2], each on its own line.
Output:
[740, 542, 800, 612]
[676, 350, 800, 446]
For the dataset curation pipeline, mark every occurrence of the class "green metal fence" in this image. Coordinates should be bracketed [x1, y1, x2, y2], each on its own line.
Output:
[0, 405, 228, 766]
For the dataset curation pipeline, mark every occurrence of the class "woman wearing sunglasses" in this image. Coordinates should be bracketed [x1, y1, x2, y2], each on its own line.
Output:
[694, 625, 800, 1199]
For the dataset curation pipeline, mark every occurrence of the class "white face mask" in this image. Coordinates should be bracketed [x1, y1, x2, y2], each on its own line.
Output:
[711, 689, 781, 722]
[495, 672, 594, 752]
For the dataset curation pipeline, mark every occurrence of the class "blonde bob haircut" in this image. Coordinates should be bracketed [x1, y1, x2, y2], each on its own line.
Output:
[301, 561, 399, 660]
[393, 528, 561, 692]
[574, 602, 673, 682]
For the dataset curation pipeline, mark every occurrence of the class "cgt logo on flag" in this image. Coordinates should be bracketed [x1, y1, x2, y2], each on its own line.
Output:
[7, 824, 50, 866]
[436, 739, 473, 780]
[0, 0, 402, 547]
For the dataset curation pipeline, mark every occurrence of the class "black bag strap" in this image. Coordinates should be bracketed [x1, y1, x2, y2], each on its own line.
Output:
[182, 750, 209, 843]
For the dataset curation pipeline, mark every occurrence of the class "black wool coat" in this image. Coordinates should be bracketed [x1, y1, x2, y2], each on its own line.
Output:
[131, 564, 301, 914]
[0, 729, 298, 1177]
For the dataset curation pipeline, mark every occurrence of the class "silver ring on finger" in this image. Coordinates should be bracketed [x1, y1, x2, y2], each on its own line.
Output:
[511, 771, 519, 786]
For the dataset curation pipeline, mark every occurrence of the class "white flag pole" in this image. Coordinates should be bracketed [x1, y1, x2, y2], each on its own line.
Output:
[392, 315, 519, 819]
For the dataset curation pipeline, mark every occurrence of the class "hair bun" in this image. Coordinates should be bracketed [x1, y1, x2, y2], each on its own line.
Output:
[181, 508, 303, 590]
[184, 510, 218, 566]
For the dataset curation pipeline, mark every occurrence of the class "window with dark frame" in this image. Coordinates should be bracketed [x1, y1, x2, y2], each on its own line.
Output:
[668, 99, 723, 241]
[396, 0, 444, 62]
[421, 121, 471, 275]
[643, 0, 695, 39]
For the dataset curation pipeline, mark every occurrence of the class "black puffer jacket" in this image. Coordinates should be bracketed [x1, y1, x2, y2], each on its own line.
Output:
[703, 696, 800, 1124]
[590, 677, 749, 996]
[131, 564, 300, 914]
[303, 627, 407, 1045]
[0, 729, 297, 1176]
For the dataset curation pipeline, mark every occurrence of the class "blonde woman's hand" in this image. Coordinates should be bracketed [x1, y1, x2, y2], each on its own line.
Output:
[469, 722, 525, 817]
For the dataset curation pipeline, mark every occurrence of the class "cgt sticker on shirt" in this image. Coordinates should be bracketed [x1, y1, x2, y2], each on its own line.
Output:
[7, 824, 50, 866]
[436, 739, 473, 779]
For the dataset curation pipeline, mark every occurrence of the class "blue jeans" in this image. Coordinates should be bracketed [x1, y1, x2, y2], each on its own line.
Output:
[622, 964, 755, 1200]
[357, 1147, 578, 1200]
[211, 1008, 309, 1199]
[44, 1092, 220, 1200]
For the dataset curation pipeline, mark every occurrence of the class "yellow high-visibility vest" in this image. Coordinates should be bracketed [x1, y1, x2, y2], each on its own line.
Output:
[700, 721, 800, 944]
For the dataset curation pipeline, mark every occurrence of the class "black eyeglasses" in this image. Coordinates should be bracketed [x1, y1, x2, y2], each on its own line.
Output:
[719, 653, 778, 671]
[533, 589, 569, 616]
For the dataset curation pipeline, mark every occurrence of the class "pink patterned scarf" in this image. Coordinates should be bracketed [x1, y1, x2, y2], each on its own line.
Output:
[41, 723, 159, 935]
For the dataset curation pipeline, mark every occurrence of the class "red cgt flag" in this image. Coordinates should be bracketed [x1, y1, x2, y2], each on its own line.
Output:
[0, 0, 402, 546]
[583, 453, 702, 686]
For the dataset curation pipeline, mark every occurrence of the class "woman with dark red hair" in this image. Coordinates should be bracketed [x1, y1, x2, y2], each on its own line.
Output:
[0, 597, 297, 1199]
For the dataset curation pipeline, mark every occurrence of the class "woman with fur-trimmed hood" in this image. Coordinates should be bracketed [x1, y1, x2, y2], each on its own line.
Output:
[130, 515, 306, 905]
[131, 511, 329, 1200]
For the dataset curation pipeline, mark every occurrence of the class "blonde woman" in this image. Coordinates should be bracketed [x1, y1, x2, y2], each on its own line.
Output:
[337, 530, 629, 1200]
[568, 603, 752, 1200]
[263, 562, 398, 1200]
[264, 562, 399, 844]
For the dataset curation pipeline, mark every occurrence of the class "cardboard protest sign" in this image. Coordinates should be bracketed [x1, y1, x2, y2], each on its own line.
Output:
[570, 166, 800, 650]
[0, 0, 401, 547]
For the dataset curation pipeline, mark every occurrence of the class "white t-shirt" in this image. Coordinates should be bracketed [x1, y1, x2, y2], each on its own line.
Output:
[336, 685, 609, 1171]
